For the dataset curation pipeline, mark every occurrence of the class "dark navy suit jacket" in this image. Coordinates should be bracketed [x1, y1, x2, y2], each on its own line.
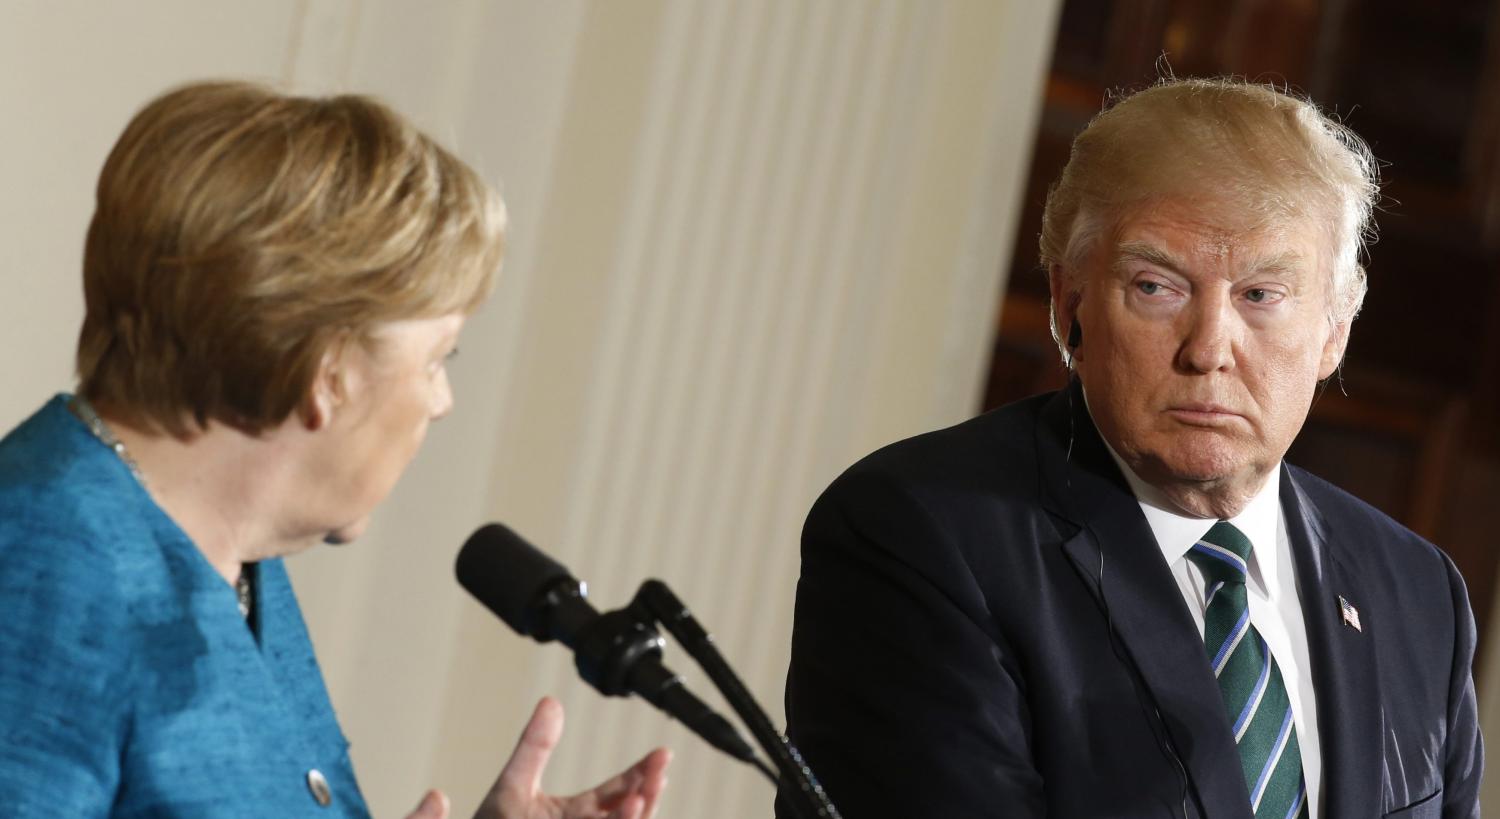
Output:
[779, 387, 1481, 818]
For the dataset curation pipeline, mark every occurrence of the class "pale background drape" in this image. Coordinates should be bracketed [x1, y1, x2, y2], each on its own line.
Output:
[11, 2, 1498, 816]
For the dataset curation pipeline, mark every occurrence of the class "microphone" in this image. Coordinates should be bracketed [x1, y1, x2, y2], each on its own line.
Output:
[456, 523, 756, 763]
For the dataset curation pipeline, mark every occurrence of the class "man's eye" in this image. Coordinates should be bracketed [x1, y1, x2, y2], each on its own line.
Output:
[1246, 289, 1270, 303]
[1137, 281, 1162, 295]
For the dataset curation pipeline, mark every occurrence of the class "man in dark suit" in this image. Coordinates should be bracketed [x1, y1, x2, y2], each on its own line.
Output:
[779, 79, 1482, 818]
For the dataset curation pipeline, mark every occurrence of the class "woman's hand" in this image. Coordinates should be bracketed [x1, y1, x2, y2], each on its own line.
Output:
[404, 697, 671, 819]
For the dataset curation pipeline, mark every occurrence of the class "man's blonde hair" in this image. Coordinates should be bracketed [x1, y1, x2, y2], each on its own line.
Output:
[1040, 78, 1379, 355]
[77, 81, 506, 436]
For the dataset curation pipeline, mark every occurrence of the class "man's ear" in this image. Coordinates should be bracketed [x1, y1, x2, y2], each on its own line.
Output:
[1048, 265, 1083, 354]
[1318, 319, 1351, 381]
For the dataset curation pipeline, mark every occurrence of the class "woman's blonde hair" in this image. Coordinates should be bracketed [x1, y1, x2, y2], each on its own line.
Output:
[1040, 78, 1379, 353]
[77, 80, 506, 436]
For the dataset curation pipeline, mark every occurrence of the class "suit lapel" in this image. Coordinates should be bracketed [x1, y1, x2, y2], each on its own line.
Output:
[1037, 387, 1253, 817]
[1281, 468, 1384, 818]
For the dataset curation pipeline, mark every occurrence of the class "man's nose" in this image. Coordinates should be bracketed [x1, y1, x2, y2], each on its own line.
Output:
[1177, 295, 1236, 373]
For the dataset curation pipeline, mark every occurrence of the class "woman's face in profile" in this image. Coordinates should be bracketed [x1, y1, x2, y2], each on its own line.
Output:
[310, 311, 466, 545]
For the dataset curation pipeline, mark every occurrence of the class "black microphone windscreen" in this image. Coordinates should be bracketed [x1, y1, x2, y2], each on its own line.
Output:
[456, 523, 574, 637]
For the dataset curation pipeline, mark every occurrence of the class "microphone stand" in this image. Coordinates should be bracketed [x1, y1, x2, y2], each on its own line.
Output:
[621, 579, 842, 819]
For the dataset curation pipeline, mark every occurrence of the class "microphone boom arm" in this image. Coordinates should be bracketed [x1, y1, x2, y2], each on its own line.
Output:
[629, 580, 841, 819]
[539, 580, 760, 766]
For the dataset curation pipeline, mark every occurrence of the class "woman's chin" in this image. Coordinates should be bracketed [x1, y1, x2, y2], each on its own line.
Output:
[323, 518, 371, 545]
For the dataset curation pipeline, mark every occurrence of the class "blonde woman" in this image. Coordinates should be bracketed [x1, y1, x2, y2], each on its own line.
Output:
[0, 82, 668, 819]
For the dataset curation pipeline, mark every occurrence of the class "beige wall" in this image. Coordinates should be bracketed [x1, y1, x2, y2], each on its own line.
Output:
[1, 1, 306, 429]
[1, 2, 1060, 816]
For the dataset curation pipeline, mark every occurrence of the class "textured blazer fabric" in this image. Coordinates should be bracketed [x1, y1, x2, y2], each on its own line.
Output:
[0, 397, 370, 817]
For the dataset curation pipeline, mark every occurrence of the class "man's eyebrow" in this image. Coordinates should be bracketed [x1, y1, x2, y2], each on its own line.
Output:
[1112, 242, 1182, 273]
[1111, 242, 1310, 278]
[1249, 250, 1308, 277]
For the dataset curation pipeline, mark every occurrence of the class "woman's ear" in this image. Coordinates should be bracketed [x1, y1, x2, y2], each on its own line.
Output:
[300, 339, 349, 431]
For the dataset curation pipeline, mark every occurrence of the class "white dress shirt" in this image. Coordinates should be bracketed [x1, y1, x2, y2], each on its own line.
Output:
[1102, 446, 1323, 817]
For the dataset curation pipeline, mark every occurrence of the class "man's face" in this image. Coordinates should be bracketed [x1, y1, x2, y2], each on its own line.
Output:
[1055, 198, 1347, 514]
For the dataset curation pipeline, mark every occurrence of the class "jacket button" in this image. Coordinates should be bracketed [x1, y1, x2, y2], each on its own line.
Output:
[306, 769, 333, 807]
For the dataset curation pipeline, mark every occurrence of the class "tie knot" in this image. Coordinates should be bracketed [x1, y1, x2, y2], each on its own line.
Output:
[1186, 520, 1253, 584]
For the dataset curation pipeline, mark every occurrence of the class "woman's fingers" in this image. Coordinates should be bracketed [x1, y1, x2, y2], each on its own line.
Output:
[403, 789, 450, 819]
[495, 697, 566, 800]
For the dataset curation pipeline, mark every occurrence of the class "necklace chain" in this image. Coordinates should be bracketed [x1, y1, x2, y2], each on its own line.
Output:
[70, 396, 253, 620]
[71, 395, 147, 487]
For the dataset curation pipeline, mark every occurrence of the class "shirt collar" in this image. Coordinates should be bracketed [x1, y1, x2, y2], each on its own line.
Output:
[1099, 439, 1283, 589]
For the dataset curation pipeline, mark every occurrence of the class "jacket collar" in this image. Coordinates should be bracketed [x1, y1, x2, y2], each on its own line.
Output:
[1280, 468, 1384, 818]
[1039, 383, 1254, 816]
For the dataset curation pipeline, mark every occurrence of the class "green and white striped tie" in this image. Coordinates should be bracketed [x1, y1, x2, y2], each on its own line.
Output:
[1187, 521, 1309, 818]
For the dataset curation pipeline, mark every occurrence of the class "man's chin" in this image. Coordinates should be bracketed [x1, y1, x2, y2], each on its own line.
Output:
[1146, 441, 1247, 485]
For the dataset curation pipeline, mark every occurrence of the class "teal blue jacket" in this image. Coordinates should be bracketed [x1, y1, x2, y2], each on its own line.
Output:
[0, 397, 370, 817]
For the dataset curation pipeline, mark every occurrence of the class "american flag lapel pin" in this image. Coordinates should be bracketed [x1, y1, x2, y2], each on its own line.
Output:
[1339, 595, 1362, 633]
